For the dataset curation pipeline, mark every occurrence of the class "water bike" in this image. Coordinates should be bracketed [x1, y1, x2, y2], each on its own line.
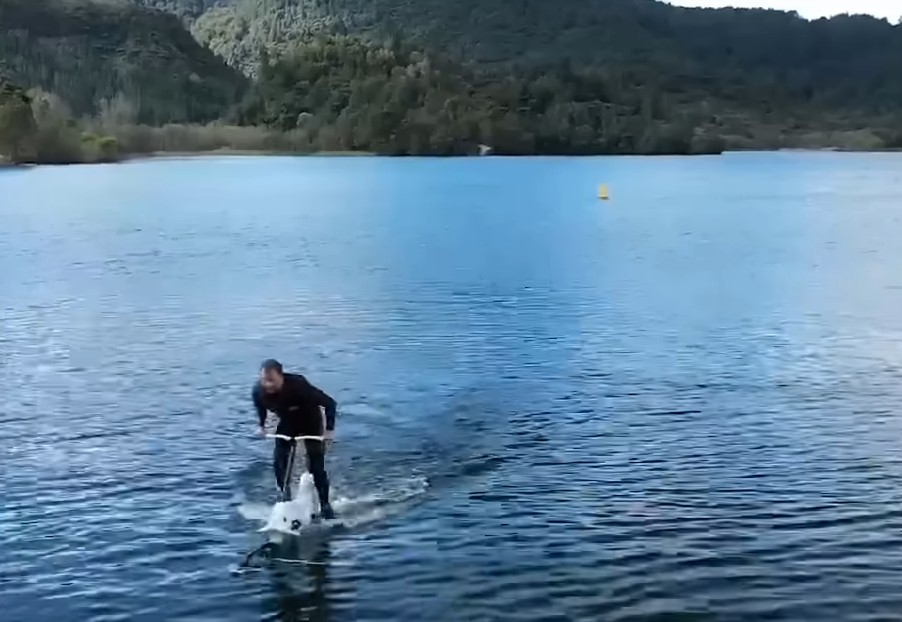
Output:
[260, 434, 340, 536]
[234, 434, 343, 573]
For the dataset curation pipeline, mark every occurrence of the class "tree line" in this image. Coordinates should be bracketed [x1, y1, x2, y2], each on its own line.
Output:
[0, 78, 120, 164]
[231, 36, 726, 155]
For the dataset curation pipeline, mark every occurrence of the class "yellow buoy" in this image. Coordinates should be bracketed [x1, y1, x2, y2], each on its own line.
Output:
[598, 184, 610, 200]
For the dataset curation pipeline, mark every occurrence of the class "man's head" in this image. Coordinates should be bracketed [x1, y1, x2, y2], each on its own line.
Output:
[259, 359, 285, 394]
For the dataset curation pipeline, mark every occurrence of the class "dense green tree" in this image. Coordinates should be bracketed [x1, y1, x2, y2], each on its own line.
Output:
[28, 89, 89, 164]
[0, 77, 37, 162]
[229, 36, 732, 155]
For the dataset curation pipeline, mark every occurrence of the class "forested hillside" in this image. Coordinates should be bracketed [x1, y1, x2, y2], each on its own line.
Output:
[232, 35, 736, 155]
[2, 0, 901, 159]
[0, 0, 244, 123]
[141, 0, 902, 116]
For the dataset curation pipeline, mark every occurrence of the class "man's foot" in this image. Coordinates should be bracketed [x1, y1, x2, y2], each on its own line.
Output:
[320, 504, 336, 520]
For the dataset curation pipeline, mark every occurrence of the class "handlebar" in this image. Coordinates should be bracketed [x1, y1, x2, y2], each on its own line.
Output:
[267, 434, 325, 442]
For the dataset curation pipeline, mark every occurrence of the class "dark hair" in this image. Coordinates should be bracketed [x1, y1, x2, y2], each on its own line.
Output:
[260, 359, 283, 375]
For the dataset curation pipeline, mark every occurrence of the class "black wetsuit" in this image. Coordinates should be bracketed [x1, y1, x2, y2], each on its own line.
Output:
[252, 373, 337, 505]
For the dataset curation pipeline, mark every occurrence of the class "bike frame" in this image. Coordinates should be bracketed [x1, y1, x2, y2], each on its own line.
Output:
[267, 434, 325, 503]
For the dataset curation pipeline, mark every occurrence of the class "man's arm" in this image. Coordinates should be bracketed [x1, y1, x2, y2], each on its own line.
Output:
[252, 384, 267, 431]
[306, 380, 337, 432]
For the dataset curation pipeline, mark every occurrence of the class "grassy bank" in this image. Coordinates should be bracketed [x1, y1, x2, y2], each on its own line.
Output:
[5, 79, 901, 165]
[33, 117, 902, 165]
[5, 96, 901, 166]
[20, 119, 378, 164]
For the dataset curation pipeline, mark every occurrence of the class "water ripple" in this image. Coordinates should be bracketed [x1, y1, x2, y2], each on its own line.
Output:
[4, 155, 902, 621]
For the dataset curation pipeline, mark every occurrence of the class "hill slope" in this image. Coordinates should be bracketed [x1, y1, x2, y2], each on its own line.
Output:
[140, 0, 902, 115]
[0, 0, 245, 123]
[136, 0, 222, 21]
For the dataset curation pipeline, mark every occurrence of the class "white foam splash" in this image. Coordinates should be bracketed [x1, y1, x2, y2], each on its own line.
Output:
[238, 475, 429, 532]
[261, 473, 320, 534]
[237, 501, 274, 522]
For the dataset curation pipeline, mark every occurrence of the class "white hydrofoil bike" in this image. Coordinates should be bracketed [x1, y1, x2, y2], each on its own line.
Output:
[260, 434, 342, 536]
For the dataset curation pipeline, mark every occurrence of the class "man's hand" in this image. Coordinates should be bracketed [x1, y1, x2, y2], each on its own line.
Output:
[324, 429, 335, 453]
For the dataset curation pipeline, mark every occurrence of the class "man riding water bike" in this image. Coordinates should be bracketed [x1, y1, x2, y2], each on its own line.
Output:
[252, 359, 337, 520]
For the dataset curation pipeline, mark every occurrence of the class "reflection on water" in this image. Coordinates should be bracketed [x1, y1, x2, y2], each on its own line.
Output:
[3, 153, 902, 621]
[261, 540, 334, 622]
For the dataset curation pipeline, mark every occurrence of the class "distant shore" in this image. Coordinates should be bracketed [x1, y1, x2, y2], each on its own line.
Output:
[121, 147, 902, 162]
[7, 147, 902, 168]
[124, 149, 377, 161]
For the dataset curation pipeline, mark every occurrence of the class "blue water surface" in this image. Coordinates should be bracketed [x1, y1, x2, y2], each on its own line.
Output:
[2, 153, 902, 621]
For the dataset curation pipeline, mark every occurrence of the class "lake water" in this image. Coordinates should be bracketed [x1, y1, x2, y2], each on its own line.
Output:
[3, 153, 902, 622]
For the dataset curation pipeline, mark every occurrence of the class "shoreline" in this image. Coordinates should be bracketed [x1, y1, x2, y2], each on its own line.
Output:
[126, 147, 902, 160]
[123, 149, 377, 161]
[7, 147, 902, 168]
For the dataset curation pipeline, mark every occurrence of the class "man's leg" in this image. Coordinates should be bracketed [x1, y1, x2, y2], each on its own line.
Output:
[304, 439, 332, 517]
[273, 438, 294, 500]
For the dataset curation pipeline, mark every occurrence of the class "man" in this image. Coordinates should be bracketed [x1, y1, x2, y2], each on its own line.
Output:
[252, 359, 337, 519]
